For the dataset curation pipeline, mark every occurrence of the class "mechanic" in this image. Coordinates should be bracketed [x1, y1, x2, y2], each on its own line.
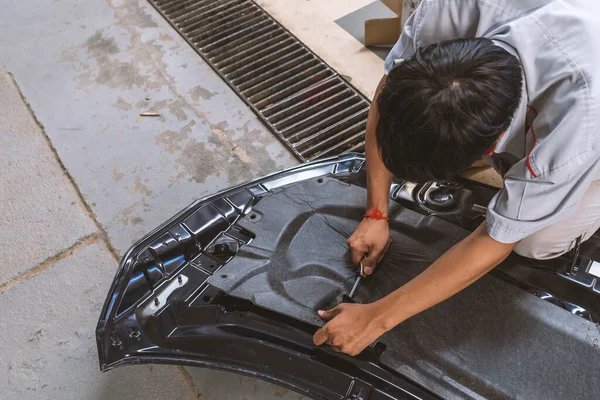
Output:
[314, 0, 600, 355]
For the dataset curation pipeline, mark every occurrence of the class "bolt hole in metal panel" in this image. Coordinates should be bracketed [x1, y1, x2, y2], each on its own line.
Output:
[149, 0, 370, 161]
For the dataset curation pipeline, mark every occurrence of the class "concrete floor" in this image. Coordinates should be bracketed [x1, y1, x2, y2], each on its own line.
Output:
[0, 0, 501, 398]
[0, 0, 310, 398]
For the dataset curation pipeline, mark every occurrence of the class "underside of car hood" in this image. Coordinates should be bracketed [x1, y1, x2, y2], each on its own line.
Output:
[97, 154, 600, 400]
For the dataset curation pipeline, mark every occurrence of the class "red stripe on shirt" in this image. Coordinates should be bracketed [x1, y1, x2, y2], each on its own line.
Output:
[526, 105, 539, 177]
[485, 144, 496, 157]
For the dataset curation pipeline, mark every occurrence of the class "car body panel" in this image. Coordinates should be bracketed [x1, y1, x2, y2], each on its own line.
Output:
[97, 154, 600, 400]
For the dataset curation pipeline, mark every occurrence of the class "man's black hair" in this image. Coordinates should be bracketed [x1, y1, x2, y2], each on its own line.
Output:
[376, 38, 523, 182]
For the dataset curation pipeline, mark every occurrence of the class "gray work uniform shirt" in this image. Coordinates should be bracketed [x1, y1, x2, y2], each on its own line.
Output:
[384, 0, 600, 244]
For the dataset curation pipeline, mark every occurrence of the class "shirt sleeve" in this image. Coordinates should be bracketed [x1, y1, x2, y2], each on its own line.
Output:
[383, 6, 420, 74]
[486, 104, 600, 244]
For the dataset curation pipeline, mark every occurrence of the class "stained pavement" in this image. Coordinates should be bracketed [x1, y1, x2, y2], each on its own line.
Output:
[0, 0, 310, 398]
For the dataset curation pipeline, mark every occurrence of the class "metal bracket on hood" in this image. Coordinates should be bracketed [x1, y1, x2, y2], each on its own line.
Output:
[559, 235, 599, 294]
[392, 180, 485, 218]
[137, 274, 189, 321]
[344, 379, 372, 400]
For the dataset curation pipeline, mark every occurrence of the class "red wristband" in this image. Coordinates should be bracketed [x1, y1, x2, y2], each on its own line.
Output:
[364, 209, 389, 221]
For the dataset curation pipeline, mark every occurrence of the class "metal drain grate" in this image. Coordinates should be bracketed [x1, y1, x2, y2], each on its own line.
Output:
[148, 0, 370, 161]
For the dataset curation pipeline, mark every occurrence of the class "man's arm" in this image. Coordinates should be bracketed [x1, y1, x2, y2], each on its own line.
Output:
[374, 223, 516, 328]
[365, 75, 392, 217]
[347, 75, 393, 274]
[314, 222, 518, 356]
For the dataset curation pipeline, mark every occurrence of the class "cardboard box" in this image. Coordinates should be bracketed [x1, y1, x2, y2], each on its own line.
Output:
[364, 0, 421, 46]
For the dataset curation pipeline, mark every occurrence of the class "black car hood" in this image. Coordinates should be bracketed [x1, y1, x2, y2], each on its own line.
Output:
[97, 154, 600, 400]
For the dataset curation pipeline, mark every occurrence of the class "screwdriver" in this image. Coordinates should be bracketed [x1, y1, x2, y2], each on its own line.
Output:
[348, 261, 367, 298]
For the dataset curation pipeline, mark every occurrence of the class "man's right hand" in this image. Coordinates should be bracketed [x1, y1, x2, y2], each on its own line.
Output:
[347, 218, 391, 275]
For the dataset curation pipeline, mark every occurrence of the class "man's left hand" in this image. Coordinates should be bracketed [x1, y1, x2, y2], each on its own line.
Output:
[312, 303, 388, 356]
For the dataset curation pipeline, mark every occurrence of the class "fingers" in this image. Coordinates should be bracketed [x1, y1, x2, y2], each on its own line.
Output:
[313, 326, 328, 346]
[349, 243, 367, 266]
[315, 324, 344, 352]
[314, 305, 344, 346]
[348, 233, 392, 274]
[318, 305, 343, 321]
[327, 340, 357, 356]
[364, 238, 393, 274]
[362, 245, 383, 275]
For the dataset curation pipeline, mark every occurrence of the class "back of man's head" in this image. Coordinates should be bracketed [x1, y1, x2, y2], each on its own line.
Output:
[377, 38, 523, 182]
